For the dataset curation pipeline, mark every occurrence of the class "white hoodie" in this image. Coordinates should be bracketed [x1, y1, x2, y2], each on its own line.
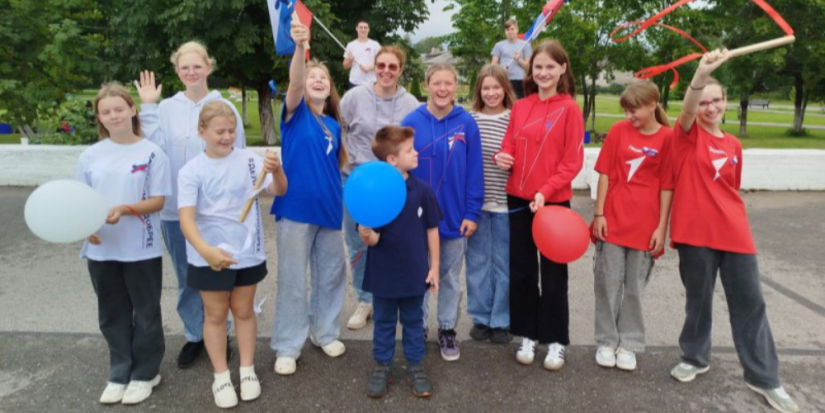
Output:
[140, 90, 246, 220]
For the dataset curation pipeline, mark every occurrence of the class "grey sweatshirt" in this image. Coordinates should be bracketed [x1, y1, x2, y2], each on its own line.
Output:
[340, 82, 421, 175]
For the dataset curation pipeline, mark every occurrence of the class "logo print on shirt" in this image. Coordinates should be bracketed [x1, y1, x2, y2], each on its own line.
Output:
[626, 156, 646, 183]
[516, 107, 566, 191]
[418, 207, 423, 218]
[731, 155, 738, 166]
[325, 135, 333, 156]
[545, 120, 554, 131]
[708, 147, 728, 181]
[448, 132, 466, 150]
[642, 147, 659, 157]
[131, 164, 149, 174]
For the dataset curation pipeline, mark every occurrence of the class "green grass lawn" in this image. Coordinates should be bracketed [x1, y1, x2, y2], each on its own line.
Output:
[3, 90, 824, 148]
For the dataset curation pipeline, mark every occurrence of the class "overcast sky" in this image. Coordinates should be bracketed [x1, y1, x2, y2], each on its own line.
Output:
[405, 0, 458, 42]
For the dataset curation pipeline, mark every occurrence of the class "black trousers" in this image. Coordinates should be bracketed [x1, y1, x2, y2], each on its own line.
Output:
[510, 80, 525, 99]
[88, 258, 165, 384]
[507, 195, 570, 345]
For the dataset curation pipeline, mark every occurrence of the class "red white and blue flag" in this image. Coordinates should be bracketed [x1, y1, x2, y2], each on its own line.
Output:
[520, 0, 566, 42]
[266, 0, 313, 55]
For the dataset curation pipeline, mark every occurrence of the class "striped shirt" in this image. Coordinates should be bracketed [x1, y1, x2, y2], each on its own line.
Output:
[471, 110, 511, 212]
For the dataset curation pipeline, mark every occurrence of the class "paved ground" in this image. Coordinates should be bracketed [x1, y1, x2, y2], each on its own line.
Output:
[1, 187, 824, 412]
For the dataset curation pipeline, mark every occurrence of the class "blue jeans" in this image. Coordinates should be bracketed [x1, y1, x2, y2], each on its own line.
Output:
[465, 211, 510, 329]
[422, 237, 467, 331]
[271, 218, 347, 359]
[161, 220, 204, 342]
[343, 204, 372, 304]
[373, 295, 425, 365]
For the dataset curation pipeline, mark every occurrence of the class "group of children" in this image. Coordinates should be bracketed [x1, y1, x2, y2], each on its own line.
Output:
[73, 15, 798, 413]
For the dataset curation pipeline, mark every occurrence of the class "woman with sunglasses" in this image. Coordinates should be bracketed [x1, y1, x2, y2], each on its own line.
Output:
[340, 45, 421, 332]
[669, 49, 798, 413]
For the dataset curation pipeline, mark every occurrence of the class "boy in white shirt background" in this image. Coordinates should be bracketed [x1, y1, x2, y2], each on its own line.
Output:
[343, 20, 381, 89]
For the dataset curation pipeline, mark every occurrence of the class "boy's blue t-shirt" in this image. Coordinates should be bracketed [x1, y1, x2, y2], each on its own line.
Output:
[401, 104, 484, 239]
[271, 99, 343, 230]
[362, 175, 442, 298]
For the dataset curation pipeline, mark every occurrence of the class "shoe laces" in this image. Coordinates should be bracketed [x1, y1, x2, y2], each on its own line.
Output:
[440, 331, 457, 349]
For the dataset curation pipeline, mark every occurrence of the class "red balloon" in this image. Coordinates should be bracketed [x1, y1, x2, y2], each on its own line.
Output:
[532, 206, 590, 264]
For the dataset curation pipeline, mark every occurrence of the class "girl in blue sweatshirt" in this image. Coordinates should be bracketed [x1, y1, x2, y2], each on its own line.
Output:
[401, 63, 484, 362]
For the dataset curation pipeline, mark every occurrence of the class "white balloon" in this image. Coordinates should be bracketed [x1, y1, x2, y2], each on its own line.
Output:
[24, 180, 108, 243]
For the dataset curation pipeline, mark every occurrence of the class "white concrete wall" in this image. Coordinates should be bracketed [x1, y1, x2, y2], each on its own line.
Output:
[1, 145, 824, 192]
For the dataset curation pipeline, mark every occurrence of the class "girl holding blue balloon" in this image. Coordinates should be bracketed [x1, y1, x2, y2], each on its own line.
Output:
[269, 18, 349, 376]
[76, 83, 171, 405]
[401, 63, 484, 362]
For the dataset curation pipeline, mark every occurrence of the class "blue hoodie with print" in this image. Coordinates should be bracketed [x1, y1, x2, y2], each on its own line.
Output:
[401, 104, 484, 239]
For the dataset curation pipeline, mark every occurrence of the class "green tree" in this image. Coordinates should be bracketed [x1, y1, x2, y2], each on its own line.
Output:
[0, 0, 105, 138]
[107, 0, 431, 144]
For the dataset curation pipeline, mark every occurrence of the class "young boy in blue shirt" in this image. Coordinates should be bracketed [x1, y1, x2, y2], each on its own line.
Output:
[358, 125, 442, 398]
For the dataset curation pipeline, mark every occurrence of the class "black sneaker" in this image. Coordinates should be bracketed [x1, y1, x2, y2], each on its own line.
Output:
[490, 328, 513, 344]
[366, 364, 392, 399]
[469, 324, 492, 341]
[177, 340, 204, 369]
[407, 364, 432, 397]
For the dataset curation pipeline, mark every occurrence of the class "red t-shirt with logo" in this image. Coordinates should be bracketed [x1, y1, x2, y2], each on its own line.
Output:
[593, 120, 673, 252]
[669, 121, 755, 254]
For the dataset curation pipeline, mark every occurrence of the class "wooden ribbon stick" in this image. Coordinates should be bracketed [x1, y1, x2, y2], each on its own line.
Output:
[293, 12, 310, 51]
[239, 171, 267, 223]
[727, 35, 795, 58]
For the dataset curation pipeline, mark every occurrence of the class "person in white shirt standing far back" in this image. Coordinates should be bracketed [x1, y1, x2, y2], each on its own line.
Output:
[343, 20, 381, 90]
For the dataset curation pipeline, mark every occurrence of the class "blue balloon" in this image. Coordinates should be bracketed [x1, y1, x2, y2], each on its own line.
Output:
[344, 161, 406, 228]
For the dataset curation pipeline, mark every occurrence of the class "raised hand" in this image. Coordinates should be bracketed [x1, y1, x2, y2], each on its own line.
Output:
[290, 18, 309, 47]
[134, 71, 162, 104]
[697, 48, 730, 76]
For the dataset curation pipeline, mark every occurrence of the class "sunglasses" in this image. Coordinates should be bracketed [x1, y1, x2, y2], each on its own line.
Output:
[376, 62, 400, 72]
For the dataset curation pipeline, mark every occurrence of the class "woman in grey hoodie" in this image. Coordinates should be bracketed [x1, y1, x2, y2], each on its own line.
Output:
[339, 45, 421, 331]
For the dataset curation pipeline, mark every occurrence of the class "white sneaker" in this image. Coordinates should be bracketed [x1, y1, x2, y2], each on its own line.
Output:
[212, 371, 237, 409]
[274, 357, 297, 375]
[616, 348, 637, 371]
[595, 346, 616, 368]
[239, 366, 261, 401]
[317, 340, 346, 358]
[516, 338, 536, 365]
[543, 343, 566, 371]
[99, 382, 126, 404]
[121, 375, 161, 405]
[346, 302, 373, 330]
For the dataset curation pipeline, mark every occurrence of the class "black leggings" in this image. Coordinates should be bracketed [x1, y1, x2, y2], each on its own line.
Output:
[507, 195, 570, 345]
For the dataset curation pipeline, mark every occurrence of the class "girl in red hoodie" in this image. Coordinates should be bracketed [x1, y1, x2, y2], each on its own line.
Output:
[494, 40, 583, 371]
[591, 80, 673, 372]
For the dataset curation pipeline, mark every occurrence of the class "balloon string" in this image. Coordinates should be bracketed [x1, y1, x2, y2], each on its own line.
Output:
[611, 0, 794, 88]
[124, 205, 147, 225]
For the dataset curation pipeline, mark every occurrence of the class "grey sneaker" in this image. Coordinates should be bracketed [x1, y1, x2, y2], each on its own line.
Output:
[490, 328, 513, 344]
[438, 329, 460, 361]
[469, 324, 492, 341]
[407, 364, 432, 398]
[746, 383, 800, 413]
[366, 364, 392, 399]
[670, 362, 710, 382]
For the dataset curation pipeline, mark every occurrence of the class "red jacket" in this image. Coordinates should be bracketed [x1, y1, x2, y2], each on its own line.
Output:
[497, 93, 584, 202]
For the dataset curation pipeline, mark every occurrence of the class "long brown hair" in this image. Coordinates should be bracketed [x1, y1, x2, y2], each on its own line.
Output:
[94, 83, 142, 139]
[524, 40, 576, 97]
[619, 80, 670, 127]
[305, 59, 348, 170]
[472, 64, 517, 112]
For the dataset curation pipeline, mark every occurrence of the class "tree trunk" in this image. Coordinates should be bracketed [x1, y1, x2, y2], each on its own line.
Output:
[581, 73, 590, 120]
[739, 93, 749, 137]
[590, 75, 597, 131]
[242, 86, 250, 127]
[257, 83, 277, 145]
[792, 74, 805, 133]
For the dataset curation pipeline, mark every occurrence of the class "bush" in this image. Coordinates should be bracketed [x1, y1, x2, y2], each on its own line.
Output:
[31, 95, 98, 145]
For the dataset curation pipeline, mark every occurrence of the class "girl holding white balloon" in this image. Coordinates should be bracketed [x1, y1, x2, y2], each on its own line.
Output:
[75, 83, 171, 405]
[178, 100, 285, 408]
[269, 18, 349, 376]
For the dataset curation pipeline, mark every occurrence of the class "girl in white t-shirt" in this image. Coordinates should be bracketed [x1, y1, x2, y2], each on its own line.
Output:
[76, 83, 171, 405]
[178, 100, 286, 409]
